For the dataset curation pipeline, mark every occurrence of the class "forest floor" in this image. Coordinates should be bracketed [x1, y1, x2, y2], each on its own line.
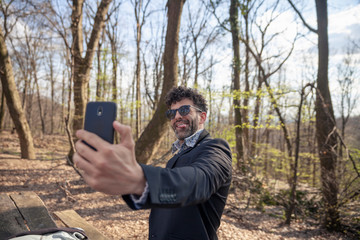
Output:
[0, 130, 358, 240]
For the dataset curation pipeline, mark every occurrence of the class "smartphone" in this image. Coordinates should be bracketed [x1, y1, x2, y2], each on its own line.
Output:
[83, 101, 117, 150]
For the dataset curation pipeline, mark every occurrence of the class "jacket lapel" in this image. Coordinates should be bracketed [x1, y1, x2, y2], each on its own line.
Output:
[166, 130, 210, 169]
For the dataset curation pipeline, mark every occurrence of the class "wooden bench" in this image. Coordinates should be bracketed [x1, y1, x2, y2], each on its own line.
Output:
[0, 192, 109, 240]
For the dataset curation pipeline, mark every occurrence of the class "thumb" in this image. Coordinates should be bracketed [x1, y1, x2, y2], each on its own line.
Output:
[113, 121, 135, 149]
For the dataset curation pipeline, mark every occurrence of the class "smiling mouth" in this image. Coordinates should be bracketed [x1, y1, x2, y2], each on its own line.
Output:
[174, 120, 189, 129]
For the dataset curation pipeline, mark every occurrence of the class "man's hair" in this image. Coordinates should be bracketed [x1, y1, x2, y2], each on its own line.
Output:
[165, 86, 208, 113]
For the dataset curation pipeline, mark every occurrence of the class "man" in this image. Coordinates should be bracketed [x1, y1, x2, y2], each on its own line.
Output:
[73, 86, 232, 240]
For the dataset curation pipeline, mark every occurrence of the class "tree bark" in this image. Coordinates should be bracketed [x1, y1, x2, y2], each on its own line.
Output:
[229, 0, 245, 172]
[242, 2, 250, 155]
[33, 68, 45, 134]
[0, 90, 5, 131]
[0, 25, 35, 159]
[315, 0, 340, 229]
[135, 0, 185, 164]
[285, 83, 312, 224]
[71, 0, 113, 146]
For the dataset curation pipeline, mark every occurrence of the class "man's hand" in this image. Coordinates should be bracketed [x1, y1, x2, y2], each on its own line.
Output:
[73, 121, 146, 195]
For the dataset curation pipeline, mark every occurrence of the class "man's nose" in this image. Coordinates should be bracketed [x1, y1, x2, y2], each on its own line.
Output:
[174, 110, 182, 120]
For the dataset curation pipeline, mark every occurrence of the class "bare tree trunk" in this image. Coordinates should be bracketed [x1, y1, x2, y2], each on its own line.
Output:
[135, 14, 141, 139]
[251, 69, 263, 158]
[135, 0, 185, 164]
[287, 0, 340, 228]
[32, 62, 45, 135]
[96, 37, 103, 100]
[61, 70, 66, 134]
[0, 90, 5, 131]
[108, 35, 118, 102]
[0, 25, 35, 159]
[48, 53, 55, 134]
[241, 0, 252, 160]
[315, 0, 340, 229]
[285, 83, 312, 224]
[70, 0, 113, 159]
[229, 0, 245, 172]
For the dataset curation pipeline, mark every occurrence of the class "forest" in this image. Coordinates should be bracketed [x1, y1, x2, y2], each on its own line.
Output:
[0, 0, 359, 239]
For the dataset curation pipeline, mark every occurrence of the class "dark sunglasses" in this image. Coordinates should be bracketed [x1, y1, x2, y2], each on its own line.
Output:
[166, 105, 203, 120]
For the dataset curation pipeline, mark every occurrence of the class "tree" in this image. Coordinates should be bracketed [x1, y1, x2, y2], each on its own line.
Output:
[132, 0, 152, 139]
[287, 0, 340, 230]
[144, 20, 166, 111]
[285, 83, 313, 224]
[186, 2, 220, 87]
[105, 1, 124, 104]
[0, 1, 36, 159]
[135, 0, 186, 164]
[229, 0, 245, 171]
[336, 43, 358, 158]
[0, 23, 36, 159]
[71, 0, 113, 155]
[0, 89, 5, 131]
[240, 0, 253, 154]
[240, 0, 297, 166]
[208, 0, 246, 169]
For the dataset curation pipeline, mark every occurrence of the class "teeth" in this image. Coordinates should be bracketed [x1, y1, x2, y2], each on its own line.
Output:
[176, 122, 187, 128]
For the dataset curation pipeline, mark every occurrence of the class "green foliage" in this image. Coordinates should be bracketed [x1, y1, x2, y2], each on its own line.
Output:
[212, 124, 237, 164]
[253, 143, 291, 180]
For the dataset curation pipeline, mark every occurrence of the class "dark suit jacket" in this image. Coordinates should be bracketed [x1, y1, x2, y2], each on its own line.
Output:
[123, 130, 232, 240]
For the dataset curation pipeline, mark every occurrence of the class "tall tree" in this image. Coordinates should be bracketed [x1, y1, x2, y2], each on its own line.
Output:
[106, 3, 123, 104]
[240, 0, 253, 153]
[287, 0, 340, 229]
[135, 0, 185, 164]
[132, 0, 151, 139]
[71, 0, 113, 154]
[0, 1, 36, 159]
[46, 43, 56, 134]
[229, 0, 245, 171]
[208, 0, 246, 169]
[0, 24, 36, 159]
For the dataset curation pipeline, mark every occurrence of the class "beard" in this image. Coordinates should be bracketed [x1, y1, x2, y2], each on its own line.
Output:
[172, 115, 199, 141]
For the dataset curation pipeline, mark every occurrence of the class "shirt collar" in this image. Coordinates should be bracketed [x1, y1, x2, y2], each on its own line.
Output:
[172, 129, 204, 154]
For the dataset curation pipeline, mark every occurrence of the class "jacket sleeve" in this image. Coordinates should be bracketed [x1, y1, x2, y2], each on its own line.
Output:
[123, 138, 232, 209]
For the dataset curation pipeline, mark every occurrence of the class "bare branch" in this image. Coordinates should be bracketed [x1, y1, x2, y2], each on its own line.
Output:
[286, 0, 318, 34]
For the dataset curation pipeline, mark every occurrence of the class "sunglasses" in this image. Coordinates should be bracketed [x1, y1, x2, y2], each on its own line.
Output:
[166, 105, 203, 120]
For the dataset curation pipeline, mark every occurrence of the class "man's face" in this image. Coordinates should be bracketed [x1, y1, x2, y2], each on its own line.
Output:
[169, 99, 205, 142]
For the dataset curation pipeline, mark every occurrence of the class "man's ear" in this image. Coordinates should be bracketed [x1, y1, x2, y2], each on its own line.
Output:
[199, 112, 207, 124]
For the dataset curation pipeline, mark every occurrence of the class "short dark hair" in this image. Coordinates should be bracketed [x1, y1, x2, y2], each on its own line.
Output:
[165, 86, 208, 113]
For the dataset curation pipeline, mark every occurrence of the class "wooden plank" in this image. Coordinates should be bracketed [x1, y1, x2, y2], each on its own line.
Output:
[0, 193, 28, 239]
[54, 210, 109, 240]
[10, 192, 57, 230]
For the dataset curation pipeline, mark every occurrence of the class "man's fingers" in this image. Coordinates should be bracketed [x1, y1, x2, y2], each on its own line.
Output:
[113, 121, 135, 148]
[73, 151, 95, 175]
[75, 139, 97, 163]
[76, 129, 107, 151]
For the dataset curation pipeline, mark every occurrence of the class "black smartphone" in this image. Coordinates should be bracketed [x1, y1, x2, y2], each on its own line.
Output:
[83, 101, 117, 150]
